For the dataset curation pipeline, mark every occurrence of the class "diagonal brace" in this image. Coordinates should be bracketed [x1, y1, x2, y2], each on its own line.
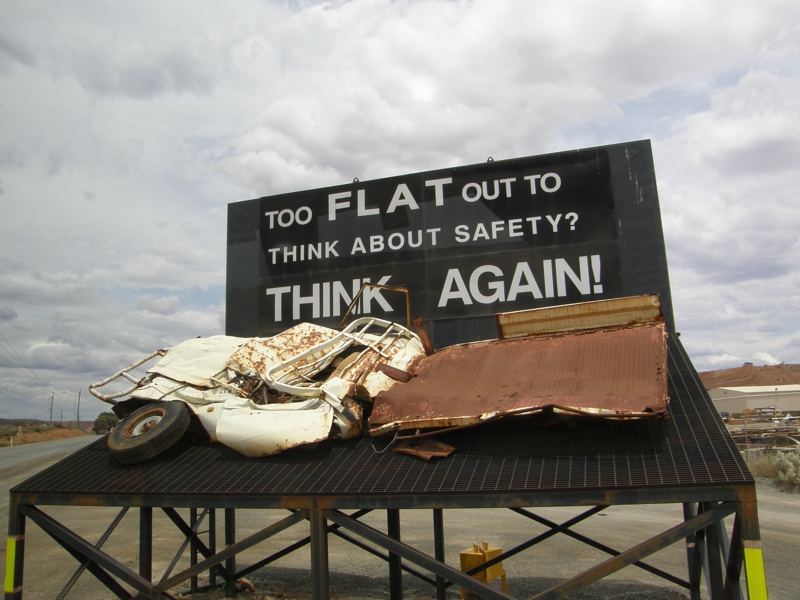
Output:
[159, 508, 209, 584]
[154, 509, 306, 593]
[327, 509, 514, 600]
[55, 506, 130, 600]
[510, 507, 689, 589]
[458, 506, 607, 581]
[530, 502, 738, 600]
[18, 505, 167, 599]
[161, 507, 231, 581]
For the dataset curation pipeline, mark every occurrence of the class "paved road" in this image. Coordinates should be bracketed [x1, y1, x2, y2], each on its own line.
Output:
[0, 435, 97, 468]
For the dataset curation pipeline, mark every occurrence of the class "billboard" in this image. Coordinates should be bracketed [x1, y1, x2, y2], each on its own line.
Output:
[227, 140, 673, 347]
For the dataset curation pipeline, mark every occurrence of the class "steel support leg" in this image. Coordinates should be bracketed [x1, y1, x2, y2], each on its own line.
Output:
[684, 502, 703, 600]
[4, 501, 25, 600]
[225, 508, 236, 598]
[433, 509, 446, 600]
[139, 507, 152, 582]
[703, 503, 725, 600]
[738, 491, 768, 600]
[387, 509, 402, 600]
[310, 504, 330, 600]
[209, 508, 217, 587]
[190, 508, 198, 593]
[722, 512, 744, 600]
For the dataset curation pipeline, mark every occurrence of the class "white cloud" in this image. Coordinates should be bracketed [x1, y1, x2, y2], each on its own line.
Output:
[752, 352, 782, 366]
[2, 0, 800, 416]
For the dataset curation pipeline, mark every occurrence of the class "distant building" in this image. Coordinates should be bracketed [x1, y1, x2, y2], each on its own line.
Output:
[708, 385, 800, 416]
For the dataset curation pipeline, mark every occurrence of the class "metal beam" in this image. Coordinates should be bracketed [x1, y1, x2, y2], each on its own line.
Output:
[387, 509, 402, 600]
[310, 505, 329, 600]
[159, 509, 209, 585]
[510, 507, 689, 588]
[722, 512, 744, 600]
[225, 508, 236, 598]
[160, 507, 229, 579]
[154, 509, 306, 593]
[236, 509, 372, 579]
[55, 506, 129, 600]
[433, 509, 445, 600]
[18, 505, 162, 599]
[529, 502, 737, 600]
[458, 506, 607, 580]
[140, 507, 152, 582]
[327, 509, 514, 600]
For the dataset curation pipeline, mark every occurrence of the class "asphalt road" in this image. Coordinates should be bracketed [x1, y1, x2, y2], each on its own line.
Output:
[0, 440, 797, 599]
[0, 435, 97, 468]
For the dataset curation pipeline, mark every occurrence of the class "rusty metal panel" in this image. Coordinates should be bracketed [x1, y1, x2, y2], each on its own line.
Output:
[227, 323, 340, 379]
[496, 294, 663, 340]
[369, 322, 668, 434]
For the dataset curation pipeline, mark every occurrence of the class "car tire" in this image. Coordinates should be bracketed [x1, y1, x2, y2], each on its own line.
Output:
[108, 402, 191, 464]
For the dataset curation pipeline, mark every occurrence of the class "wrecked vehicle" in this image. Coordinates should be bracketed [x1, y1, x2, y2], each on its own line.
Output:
[90, 293, 669, 464]
[89, 317, 426, 463]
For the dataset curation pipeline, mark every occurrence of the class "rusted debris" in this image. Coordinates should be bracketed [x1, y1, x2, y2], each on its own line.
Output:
[496, 293, 662, 339]
[413, 316, 435, 356]
[91, 294, 669, 464]
[393, 437, 455, 460]
[375, 363, 414, 383]
[369, 295, 669, 436]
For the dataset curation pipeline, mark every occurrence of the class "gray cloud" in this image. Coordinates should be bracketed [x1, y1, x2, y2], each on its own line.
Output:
[1, 0, 800, 415]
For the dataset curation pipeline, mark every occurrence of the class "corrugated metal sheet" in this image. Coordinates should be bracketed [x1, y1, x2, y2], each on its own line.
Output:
[369, 322, 668, 435]
[496, 294, 662, 339]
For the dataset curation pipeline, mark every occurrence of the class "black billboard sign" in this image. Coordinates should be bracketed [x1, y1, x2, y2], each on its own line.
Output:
[226, 140, 673, 346]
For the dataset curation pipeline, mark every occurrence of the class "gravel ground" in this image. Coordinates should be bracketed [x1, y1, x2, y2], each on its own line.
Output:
[173, 568, 692, 600]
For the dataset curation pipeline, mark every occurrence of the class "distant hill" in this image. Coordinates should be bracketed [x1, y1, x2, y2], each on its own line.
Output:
[698, 363, 800, 390]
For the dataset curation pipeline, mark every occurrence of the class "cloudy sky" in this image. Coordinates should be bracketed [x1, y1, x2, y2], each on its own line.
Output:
[1, 0, 799, 421]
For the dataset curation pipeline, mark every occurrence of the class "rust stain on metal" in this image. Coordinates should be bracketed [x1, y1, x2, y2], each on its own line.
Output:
[497, 294, 663, 340]
[413, 316, 435, 356]
[393, 437, 455, 460]
[369, 322, 668, 433]
[375, 363, 413, 383]
[228, 323, 339, 379]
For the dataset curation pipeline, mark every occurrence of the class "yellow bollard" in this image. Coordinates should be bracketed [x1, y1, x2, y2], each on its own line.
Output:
[743, 546, 769, 600]
[459, 541, 508, 599]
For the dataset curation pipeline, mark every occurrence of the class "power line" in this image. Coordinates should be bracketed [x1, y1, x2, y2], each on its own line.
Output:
[0, 334, 73, 405]
[0, 331, 62, 393]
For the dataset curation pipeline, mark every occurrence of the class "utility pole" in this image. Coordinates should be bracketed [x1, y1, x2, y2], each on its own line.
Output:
[77, 389, 81, 431]
[49, 393, 54, 423]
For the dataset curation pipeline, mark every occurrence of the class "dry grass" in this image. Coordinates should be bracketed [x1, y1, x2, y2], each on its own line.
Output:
[0, 426, 91, 447]
[744, 451, 781, 479]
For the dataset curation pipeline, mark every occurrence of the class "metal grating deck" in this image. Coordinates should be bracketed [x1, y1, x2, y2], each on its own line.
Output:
[13, 336, 751, 503]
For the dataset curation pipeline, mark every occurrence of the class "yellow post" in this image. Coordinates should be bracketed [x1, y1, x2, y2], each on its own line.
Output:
[743, 546, 768, 600]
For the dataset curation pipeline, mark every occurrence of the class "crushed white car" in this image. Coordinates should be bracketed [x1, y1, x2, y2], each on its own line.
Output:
[90, 317, 426, 463]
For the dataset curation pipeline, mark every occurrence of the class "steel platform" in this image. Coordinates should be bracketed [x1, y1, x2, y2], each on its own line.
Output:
[6, 336, 768, 600]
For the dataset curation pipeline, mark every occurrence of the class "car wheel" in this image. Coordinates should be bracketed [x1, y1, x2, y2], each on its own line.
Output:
[108, 402, 191, 464]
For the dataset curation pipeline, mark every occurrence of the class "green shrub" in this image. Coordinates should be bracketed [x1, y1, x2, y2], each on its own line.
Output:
[775, 453, 800, 489]
[92, 412, 120, 435]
